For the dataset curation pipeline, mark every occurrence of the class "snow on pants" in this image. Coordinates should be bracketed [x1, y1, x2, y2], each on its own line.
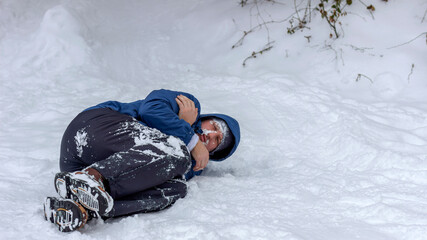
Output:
[59, 108, 191, 217]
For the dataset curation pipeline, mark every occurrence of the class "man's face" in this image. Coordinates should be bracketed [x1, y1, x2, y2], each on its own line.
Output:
[197, 119, 223, 152]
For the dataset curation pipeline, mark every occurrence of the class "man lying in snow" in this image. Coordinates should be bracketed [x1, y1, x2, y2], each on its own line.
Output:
[43, 89, 240, 232]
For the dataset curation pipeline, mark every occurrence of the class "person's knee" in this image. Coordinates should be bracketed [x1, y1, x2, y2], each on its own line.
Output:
[59, 158, 84, 172]
[172, 180, 188, 198]
[172, 156, 191, 177]
[176, 144, 192, 172]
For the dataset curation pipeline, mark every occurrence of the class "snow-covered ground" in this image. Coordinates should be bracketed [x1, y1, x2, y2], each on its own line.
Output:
[1, 0, 427, 239]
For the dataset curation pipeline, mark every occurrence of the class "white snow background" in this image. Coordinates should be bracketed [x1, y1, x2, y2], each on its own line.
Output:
[1, 0, 427, 239]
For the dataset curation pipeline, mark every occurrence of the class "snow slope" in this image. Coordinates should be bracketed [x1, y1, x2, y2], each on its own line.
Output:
[1, 0, 426, 239]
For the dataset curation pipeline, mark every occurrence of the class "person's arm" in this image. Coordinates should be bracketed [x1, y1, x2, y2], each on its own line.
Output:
[139, 89, 209, 171]
[137, 89, 200, 146]
[191, 140, 209, 171]
[175, 93, 209, 171]
[175, 94, 198, 126]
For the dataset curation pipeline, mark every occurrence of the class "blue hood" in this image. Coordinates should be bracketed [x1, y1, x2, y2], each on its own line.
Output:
[198, 113, 240, 162]
[185, 112, 240, 180]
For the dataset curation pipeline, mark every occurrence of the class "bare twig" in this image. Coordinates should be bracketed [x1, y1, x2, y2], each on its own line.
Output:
[356, 73, 373, 83]
[232, 18, 288, 49]
[242, 42, 274, 67]
[422, 8, 427, 23]
[287, 0, 312, 34]
[323, 44, 344, 66]
[345, 44, 373, 53]
[387, 32, 427, 49]
[232, 2, 314, 49]
[339, 19, 345, 38]
[254, 0, 271, 44]
[294, 0, 301, 21]
[345, 11, 368, 22]
[358, 0, 375, 20]
[408, 64, 415, 83]
[234, 0, 312, 66]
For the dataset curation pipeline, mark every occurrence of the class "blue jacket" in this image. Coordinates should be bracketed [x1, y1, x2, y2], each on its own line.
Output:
[85, 89, 240, 180]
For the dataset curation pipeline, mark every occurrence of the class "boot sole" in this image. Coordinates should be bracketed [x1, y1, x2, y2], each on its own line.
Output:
[54, 172, 114, 216]
[44, 197, 88, 232]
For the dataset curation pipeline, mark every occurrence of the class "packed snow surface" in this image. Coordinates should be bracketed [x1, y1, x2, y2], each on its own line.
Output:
[1, 0, 426, 239]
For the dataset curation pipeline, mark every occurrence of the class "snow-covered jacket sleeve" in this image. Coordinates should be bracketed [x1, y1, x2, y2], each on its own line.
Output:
[137, 89, 201, 145]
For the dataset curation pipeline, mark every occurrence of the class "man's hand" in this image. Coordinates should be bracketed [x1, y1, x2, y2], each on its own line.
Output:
[175, 95, 198, 126]
[191, 140, 209, 171]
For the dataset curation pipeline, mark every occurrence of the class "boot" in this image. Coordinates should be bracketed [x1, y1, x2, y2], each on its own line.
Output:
[54, 169, 114, 216]
[44, 197, 88, 232]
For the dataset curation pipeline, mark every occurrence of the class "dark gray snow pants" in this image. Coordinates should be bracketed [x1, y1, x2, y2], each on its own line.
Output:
[59, 108, 191, 217]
